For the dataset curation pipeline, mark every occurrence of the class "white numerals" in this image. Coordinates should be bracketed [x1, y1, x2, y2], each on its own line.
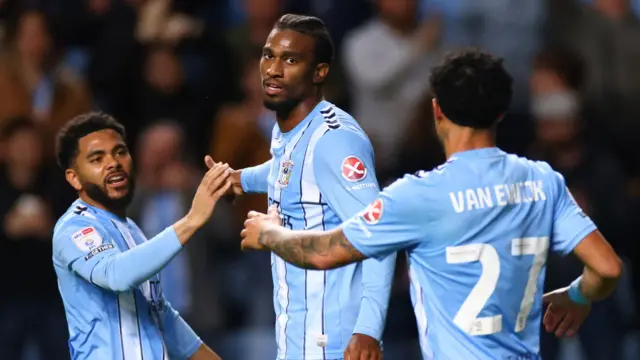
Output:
[446, 237, 549, 336]
[512, 237, 549, 332]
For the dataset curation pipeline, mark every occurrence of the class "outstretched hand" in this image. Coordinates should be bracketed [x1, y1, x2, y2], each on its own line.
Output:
[205, 156, 243, 197]
[187, 157, 231, 227]
[542, 287, 591, 337]
[240, 206, 282, 251]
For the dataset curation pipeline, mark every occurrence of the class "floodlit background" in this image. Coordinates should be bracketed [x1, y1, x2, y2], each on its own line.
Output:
[0, 0, 639, 359]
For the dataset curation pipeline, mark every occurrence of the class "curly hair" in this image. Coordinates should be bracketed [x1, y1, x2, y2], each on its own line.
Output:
[429, 48, 513, 129]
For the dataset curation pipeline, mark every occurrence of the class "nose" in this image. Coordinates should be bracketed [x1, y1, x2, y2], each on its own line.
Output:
[104, 154, 121, 171]
[266, 59, 283, 78]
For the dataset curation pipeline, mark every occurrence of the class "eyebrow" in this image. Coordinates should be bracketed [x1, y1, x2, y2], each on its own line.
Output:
[262, 47, 303, 58]
[85, 143, 127, 159]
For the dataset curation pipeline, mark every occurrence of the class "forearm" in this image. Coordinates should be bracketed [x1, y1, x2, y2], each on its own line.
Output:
[578, 265, 620, 301]
[90, 227, 183, 292]
[173, 215, 203, 245]
[354, 253, 396, 340]
[258, 225, 366, 270]
[240, 160, 271, 194]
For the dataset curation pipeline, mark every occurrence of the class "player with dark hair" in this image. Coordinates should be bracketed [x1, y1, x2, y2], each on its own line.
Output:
[240, 49, 622, 359]
[217, 13, 395, 360]
[52, 112, 226, 359]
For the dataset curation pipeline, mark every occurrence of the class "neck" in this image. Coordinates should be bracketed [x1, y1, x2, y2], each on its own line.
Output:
[443, 127, 496, 159]
[276, 95, 323, 133]
[79, 193, 127, 218]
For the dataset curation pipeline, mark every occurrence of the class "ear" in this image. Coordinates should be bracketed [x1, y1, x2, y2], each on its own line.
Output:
[313, 63, 330, 84]
[432, 97, 444, 122]
[65, 168, 82, 191]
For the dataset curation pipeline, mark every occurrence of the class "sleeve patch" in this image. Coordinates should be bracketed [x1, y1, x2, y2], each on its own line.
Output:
[72, 226, 103, 252]
[341, 155, 367, 182]
[362, 199, 383, 225]
[84, 244, 115, 261]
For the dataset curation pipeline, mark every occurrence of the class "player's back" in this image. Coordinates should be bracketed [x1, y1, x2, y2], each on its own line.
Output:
[408, 147, 578, 359]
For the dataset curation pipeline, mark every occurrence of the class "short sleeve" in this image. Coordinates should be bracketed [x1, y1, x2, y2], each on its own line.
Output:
[342, 173, 431, 260]
[551, 171, 598, 255]
[53, 217, 120, 282]
[314, 129, 380, 220]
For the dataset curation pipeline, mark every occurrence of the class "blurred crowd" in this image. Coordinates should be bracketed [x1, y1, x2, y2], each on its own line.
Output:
[0, 0, 639, 359]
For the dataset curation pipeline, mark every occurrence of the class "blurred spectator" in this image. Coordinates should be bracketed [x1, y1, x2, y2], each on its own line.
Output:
[226, 0, 283, 65]
[135, 44, 206, 154]
[60, 0, 141, 126]
[135, 0, 204, 46]
[0, 116, 70, 360]
[128, 121, 238, 333]
[210, 55, 272, 220]
[420, 0, 544, 110]
[208, 56, 275, 332]
[527, 48, 630, 360]
[342, 0, 441, 184]
[547, 0, 640, 172]
[0, 9, 91, 160]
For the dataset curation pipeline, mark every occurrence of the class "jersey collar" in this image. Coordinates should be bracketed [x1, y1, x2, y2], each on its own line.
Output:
[448, 147, 505, 161]
[277, 100, 330, 141]
[75, 198, 127, 223]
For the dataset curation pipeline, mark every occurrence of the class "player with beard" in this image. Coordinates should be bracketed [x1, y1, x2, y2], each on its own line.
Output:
[216, 14, 396, 360]
[240, 49, 623, 359]
[52, 112, 226, 360]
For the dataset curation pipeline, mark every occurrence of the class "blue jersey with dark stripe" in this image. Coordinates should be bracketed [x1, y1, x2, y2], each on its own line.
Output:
[241, 100, 396, 360]
[52, 200, 201, 360]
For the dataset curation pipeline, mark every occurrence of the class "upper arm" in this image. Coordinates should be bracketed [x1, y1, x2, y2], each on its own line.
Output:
[341, 174, 431, 260]
[572, 230, 622, 280]
[551, 171, 598, 255]
[53, 218, 120, 283]
[314, 129, 379, 220]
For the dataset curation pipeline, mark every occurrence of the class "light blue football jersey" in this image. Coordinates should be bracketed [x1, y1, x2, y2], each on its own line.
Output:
[241, 100, 396, 360]
[342, 147, 597, 360]
[52, 199, 202, 360]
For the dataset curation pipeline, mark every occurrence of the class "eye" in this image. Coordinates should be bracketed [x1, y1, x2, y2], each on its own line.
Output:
[285, 58, 296, 64]
[89, 157, 101, 164]
[263, 53, 274, 60]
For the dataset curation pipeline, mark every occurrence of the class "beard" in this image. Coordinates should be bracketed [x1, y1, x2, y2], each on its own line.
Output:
[264, 96, 300, 114]
[82, 176, 136, 212]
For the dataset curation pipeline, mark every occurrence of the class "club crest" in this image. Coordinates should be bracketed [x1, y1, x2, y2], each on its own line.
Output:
[277, 160, 294, 187]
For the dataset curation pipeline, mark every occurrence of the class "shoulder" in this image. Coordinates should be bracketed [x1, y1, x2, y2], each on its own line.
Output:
[53, 209, 109, 250]
[313, 103, 370, 147]
[126, 219, 147, 240]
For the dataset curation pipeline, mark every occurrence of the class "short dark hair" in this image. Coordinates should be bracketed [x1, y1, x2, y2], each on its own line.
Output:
[533, 47, 585, 91]
[55, 112, 126, 169]
[429, 48, 513, 129]
[0, 116, 38, 141]
[274, 14, 334, 66]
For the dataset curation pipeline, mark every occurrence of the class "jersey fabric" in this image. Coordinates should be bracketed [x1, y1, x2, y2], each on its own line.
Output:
[342, 147, 597, 360]
[241, 100, 396, 360]
[52, 199, 202, 360]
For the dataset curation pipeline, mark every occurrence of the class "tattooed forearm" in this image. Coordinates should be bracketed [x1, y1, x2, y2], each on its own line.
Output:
[258, 227, 366, 269]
